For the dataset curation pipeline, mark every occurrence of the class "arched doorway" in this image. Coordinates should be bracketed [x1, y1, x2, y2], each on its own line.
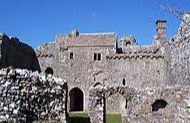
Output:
[69, 87, 84, 111]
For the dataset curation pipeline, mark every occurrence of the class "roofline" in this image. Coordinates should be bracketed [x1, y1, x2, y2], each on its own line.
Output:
[79, 32, 116, 35]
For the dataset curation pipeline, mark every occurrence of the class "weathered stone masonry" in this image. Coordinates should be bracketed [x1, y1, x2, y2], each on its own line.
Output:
[36, 19, 171, 113]
[0, 13, 189, 123]
[88, 13, 190, 123]
[89, 84, 190, 123]
[0, 68, 67, 123]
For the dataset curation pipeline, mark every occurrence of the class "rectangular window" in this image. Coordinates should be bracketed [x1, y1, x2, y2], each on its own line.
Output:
[94, 53, 97, 61]
[70, 52, 73, 59]
[98, 53, 101, 61]
[94, 53, 101, 61]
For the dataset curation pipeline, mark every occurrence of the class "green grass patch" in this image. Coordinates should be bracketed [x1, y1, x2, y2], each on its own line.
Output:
[106, 114, 122, 123]
[69, 113, 122, 123]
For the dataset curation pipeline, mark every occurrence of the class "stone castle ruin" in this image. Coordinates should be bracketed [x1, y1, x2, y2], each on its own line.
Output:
[0, 13, 189, 122]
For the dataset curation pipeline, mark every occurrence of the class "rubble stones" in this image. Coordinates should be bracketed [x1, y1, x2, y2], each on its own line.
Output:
[0, 68, 67, 123]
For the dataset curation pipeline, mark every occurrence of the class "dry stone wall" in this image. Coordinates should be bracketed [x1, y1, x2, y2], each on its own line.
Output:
[0, 67, 67, 123]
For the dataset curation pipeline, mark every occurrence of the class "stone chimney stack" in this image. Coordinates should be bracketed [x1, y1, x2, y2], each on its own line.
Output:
[156, 20, 167, 44]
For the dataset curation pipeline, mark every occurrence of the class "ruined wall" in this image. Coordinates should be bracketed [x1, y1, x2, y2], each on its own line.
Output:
[171, 14, 190, 85]
[89, 84, 190, 123]
[0, 34, 40, 72]
[125, 86, 190, 123]
[105, 44, 172, 113]
[0, 68, 67, 123]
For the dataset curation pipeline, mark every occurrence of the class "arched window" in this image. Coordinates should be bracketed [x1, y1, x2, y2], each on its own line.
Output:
[151, 99, 168, 112]
[45, 67, 53, 75]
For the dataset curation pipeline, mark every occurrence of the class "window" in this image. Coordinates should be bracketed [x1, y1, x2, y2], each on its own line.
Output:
[94, 53, 101, 61]
[94, 53, 97, 61]
[98, 53, 101, 61]
[125, 100, 128, 108]
[122, 78, 126, 86]
[70, 52, 73, 59]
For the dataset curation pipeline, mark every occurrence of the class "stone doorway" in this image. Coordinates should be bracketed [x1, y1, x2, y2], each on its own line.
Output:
[69, 87, 84, 112]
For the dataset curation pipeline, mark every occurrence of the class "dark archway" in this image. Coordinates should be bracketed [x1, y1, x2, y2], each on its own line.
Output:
[45, 67, 53, 75]
[69, 87, 84, 112]
[151, 99, 168, 112]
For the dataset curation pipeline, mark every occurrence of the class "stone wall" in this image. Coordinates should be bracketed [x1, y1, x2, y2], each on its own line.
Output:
[106, 44, 169, 89]
[89, 84, 190, 123]
[36, 31, 170, 113]
[0, 67, 67, 123]
[0, 34, 40, 72]
[171, 13, 190, 85]
[35, 14, 190, 114]
[126, 86, 190, 123]
[36, 37, 116, 112]
[105, 44, 172, 113]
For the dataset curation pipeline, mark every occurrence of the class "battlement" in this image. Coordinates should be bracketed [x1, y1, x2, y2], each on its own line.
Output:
[107, 45, 163, 60]
[122, 45, 159, 54]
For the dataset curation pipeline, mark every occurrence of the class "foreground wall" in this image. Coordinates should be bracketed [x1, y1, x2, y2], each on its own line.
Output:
[89, 84, 190, 123]
[0, 68, 67, 123]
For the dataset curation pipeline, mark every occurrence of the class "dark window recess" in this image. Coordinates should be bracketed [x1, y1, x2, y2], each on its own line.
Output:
[98, 53, 101, 61]
[151, 99, 168, 112]
[122, 78, 126, 86]
[70, 52, 73, 59]
[125, 100, 128, 108]
[94, 53, 101, 61]
[94, 53, 97, 61]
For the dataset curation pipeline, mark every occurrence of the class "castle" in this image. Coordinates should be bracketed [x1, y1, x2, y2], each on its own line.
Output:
[35, 19, 170, 114]
[0, 13, 190, 123]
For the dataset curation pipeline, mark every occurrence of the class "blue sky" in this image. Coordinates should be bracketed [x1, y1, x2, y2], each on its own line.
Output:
[0, 0, 190, 48]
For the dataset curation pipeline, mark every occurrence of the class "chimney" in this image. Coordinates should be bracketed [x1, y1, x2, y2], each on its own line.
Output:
[156, 20, 167, 44]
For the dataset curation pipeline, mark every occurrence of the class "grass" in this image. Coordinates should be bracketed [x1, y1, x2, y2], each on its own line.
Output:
[106, 114, 122, 123]
[69, 113, 122, 123]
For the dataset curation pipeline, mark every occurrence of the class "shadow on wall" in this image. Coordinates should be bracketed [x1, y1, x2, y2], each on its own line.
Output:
[0, 34, 41, 72]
